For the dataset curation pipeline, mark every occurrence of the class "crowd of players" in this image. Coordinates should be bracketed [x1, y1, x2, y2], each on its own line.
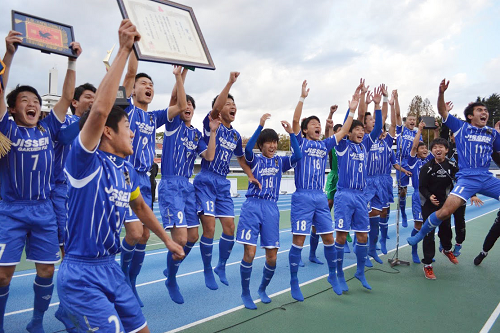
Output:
[1, 20, 500, 332]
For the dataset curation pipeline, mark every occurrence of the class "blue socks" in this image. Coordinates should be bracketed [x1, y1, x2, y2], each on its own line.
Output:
[354, 242, 372, 290]
[0, 285, 9, 332]
[368, 217, 383, 264]
[379, 216, 389, 254]
[407, 212, 442, 246]
[120, 238, 135, 283]
[215, 233, 234, 286]
[27, 275, 54, 333]
[410, 228, 420, 264]
[335, 242, 348, 292]
[324, 244, 341, 295]
[400, 197, 408, 227]
[240, 260, 256, 309]
[165, 251, 184, 304]
[289, 244, 304, 301]
[258, 262, 275, 304]
[200, 236, 218, 290]
[129, 243, 146, 307]
[183, 241, 196, 258]
[309, 231, 324, 264]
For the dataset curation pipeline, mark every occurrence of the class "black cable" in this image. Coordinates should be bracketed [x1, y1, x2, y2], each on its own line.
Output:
[213, 265, 401, 333]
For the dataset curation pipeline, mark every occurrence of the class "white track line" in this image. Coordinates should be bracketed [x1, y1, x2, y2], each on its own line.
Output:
[479, 302, 500, 333]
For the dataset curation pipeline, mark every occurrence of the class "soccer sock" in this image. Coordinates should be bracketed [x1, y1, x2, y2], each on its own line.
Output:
[354, 241, 371, 290]
[240, 260, 256, 309]
[27, 275, 54, 332]
[166, 251, 184, 304]
[410, 228, 420, 264]
[200, 236, 218, 290]
[215, 233, 234, 286]
[324, 244, 341, 295]
[258, 262, 275, 304]
[368, 217, 383, 264]
[408, 212, 442, 246]
[183, 241, 196, 259]
[120, 238, 136, 281]
[379, 216, 389, 254]
[309, 231, 324, 264]
[289, 244, 304, 301]
[0, 285, 9, 332]
[335, 242, 348, 292]
[129, 243, 146, 307]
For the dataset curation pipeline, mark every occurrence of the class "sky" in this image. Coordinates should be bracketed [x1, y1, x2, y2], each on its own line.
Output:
[2, 0, 500, 137]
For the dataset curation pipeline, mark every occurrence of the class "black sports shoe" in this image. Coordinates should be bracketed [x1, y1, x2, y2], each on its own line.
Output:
[474, 252, 487, 266]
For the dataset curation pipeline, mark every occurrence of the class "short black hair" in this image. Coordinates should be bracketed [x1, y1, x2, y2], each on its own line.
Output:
[301, 116, 320, 136]
[349, 119, 364, 132]
[363, 112, 372, 125]
[79, 106, 128, 133]
[430, 138, 449, 150]
[464, 102, 486, 123]
[212, 93, 234, 108]
[135, 73, 153, 85]
[6, 85, 42, 109]
[333, 124, 342, 133]
[71, 83, 96, 114]
[417, 141, 426, 149]
[256, 128, 279, 151]
[186, 94, 196, 110]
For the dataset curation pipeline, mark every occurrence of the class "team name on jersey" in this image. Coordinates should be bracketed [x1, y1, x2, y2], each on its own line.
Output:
[181, 136, 198, 150]
[349, 151, 365, 160]
[11, 137, 50, 151]
[464, 134, 491, 143]
[135, 121, 155, 135]
[104, 185, 131, 207]
[259, 167, 279, 176]
[218, 136, 237, 150]
[304, 147, 326, 158]
[401, 133, 415, 141]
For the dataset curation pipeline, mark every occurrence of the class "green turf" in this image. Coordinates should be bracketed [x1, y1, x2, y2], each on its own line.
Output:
[179, 209, 500, 333]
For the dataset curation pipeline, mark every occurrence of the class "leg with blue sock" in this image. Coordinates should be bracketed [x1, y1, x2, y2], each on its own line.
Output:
[289, 242, 304, 301]
[354, 236, 372, 290]
[240, 259, 256, 310]
[385, 210, 391, 239]
[352, 235, 357, 254]
[120, 238, 136, 284]
[323, 240, 341, 296]
[215, 232, 235, 286]
[408, 212, 443, 246]
[27, 272, 54, 333]
[410, 228, 421, 264]
[129, 243, 146, 307]
[344, 233, 352, 253]
[368, 216, 383, 264]
[379, 215, 389, 254]
[0, 284, 9, 333]
[165, 251, 184, 304]
[400, 193, 408, 228]
[335, 241, 348, 292]
[309, 229, 324, 265]
[258, 261, 275, 304]
[200, 235, 218, 290]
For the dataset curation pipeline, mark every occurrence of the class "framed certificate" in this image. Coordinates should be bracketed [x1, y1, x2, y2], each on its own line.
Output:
[117, 0, 215, 70]
[11, 11, 77, 58]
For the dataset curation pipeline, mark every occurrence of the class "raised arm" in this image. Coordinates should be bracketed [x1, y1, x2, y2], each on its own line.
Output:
[325, 105, 337, 138]
[369, 86, 383, 141]
[394, 90, 402, 126]
[410, 121, 425, 156]
[357, 78, 369, 123]
[388, 90, 396, 137]
[199, 116, 220, 162]
[0, 31, 23, 119]
[437, 79, 450, 119]
[281, 120, 302, 164]
[53, 42, 82, 122]
[168, 67, 188, 107]
[334, 87, 361, 142]
[380, 84, 389, 124]
[123, 52, 138, 98]
[211, 71, 239, 120]
[245, 113, 270, 161]
[292, 80, 309, 135]
[166, 66, 187, 120]
[80, 20, 140, 151]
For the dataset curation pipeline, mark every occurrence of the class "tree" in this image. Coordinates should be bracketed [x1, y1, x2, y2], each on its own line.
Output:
[408, 96, 437, 147]
[277, 133, 290, 151]
[476, 93, 500, 127]
[156, 131, 164, 143]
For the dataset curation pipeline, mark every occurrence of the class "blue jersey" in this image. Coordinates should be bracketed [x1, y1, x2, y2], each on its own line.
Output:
[294, 134, 337, 191]
[396, 125, 422, 164]
[408, 153, 433, 190]
[125, 99, 168, 172]
[161, 115, 207, 178]
[53, 114, 80, 184]
[382, 148, 397, 175]
[366, 134, 393, 176]
[0, 110, 62, 201]
[444, 114, 500, 172]
[336, 135, 375, 190]
[200, 112, 244, 176]
[64, 135, 139, 258]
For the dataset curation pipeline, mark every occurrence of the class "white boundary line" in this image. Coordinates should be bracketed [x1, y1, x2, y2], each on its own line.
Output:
[479, 302, 500, 333]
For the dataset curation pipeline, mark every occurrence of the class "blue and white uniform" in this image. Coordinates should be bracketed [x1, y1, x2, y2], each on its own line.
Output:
[194, 112, 244, 217]
[408, 152, 433, 222]
[57, 135, 146, 332]
[381, 141, 397, 207]
[365, 134, 394, 212]
[290, 132, 337, 235]
[396, 125, 421, 187]
[0, 110, 63, 265]
[236, 125, 300, 247]
[444, 114, 500, 201]
[124, 99, 168, 221]
[158, 114, 207, 228]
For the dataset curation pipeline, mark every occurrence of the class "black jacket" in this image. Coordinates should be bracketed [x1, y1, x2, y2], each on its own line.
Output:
[419, 158, 458, 207]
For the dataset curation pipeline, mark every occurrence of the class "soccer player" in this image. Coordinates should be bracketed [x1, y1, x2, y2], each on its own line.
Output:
[237, 113, 302, 309]
[288, 80, 358, 301]
[57, 20, 184, 332]
[119, 53, 187, 307]
[0, 31, 79, 332]
[407, 79, 500, 248]
[193, 72, 259, 290]
[159, 69, 218, 304]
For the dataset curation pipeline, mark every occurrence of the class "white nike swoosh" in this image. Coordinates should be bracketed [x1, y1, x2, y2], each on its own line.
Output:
[165, 126, 181, 137]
